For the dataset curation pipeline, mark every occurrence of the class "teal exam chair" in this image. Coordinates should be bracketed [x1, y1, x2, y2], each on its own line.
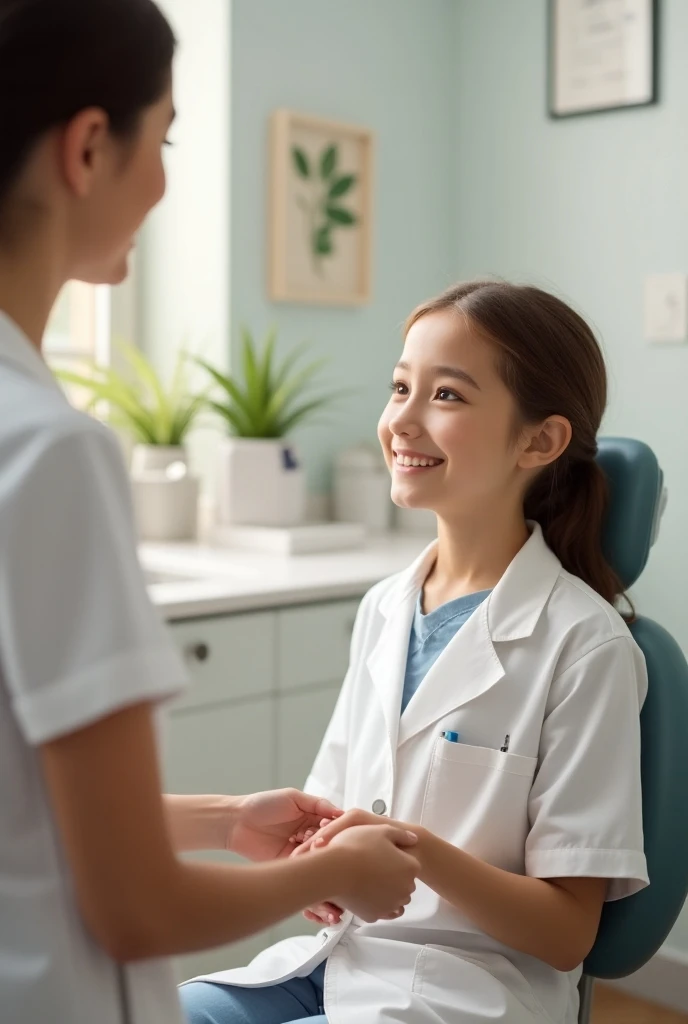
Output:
[576, 438, 688, 1023]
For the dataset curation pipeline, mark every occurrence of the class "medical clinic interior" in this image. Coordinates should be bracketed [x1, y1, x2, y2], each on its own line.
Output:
[4, 1, 688, 1023]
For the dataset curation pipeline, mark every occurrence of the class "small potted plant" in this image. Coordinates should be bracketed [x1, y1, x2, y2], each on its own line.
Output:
[197, 328, 332, 528]
[58, 345, 205, 541]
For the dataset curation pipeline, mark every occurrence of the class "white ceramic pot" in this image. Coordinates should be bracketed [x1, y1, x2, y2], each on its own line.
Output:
[131, 475, 200, 542]
[333, 444, 393, 532]
[130, 445, 199, 541]
[131, 444, 186, 476]
[216, 437, 306, 527]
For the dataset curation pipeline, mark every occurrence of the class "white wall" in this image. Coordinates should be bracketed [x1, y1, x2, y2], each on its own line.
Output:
[453, 0, 688, 956]
[229, 0, 458, 495]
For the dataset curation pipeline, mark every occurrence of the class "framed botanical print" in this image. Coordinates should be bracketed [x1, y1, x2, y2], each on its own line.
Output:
[268, 110, 373, 305]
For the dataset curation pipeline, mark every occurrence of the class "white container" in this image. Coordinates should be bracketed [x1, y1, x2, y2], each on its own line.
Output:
[216, 437, 306, 527]
[130, 445, 199, 541]
[333, 444, 393, 532]
[131, 474, 200, 541]
[131, 444, 186, 476]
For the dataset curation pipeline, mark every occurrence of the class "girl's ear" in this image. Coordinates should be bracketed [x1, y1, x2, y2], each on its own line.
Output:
[518, 416, 572, 471]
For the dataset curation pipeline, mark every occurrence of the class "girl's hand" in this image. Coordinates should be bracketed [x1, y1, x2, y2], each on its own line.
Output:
[300, 807, 418, 855]
[303, 901, 344, 925]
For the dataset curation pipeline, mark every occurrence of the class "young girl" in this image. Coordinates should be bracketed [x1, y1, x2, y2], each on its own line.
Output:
[181, 281, 648, 1024]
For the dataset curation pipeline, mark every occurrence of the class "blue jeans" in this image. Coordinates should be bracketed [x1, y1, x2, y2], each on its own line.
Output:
[180, 962, 328, 1024]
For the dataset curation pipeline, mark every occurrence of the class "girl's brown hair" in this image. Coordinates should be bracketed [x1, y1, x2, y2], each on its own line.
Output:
[406, 280, 624, 606]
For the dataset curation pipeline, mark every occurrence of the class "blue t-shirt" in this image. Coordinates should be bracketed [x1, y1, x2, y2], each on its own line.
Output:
[400, 589, 492, 715]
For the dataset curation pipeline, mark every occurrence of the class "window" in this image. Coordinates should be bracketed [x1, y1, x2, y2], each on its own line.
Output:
[44, 281, 112, 370]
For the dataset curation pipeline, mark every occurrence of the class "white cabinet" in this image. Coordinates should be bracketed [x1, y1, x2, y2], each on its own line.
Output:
[277, 600, 359, 691]
[171, 611, 275, 712]
[162, 597, 359, 981]
[275, 686, 341, 791]
[163, 700, 274, 981]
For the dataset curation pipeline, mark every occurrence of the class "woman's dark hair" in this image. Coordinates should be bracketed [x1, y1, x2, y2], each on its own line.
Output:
[406, 280, 625, 607]
[0, 0, 175, 222]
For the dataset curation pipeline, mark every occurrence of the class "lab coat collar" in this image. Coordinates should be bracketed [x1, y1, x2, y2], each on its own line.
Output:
[369, 523, 562, 749]
[0, 310, 62, 392]
[378, 522, 560, 639]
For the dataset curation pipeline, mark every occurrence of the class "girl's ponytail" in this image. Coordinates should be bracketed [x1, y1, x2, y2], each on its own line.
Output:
[523, 456, 623, 606]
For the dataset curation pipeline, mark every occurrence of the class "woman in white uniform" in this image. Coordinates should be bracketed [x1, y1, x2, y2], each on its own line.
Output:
[182, 281, 648, 1024]
[0, 3, 421, 1023]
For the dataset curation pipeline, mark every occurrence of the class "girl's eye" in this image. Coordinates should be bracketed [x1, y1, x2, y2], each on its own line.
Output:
[436, 387, 463, 402]
[163, 139, 174, 148]
[389, 380, 408, 396]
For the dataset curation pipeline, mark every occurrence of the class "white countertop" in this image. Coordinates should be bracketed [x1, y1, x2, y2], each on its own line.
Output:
[140, 532, 432, 621]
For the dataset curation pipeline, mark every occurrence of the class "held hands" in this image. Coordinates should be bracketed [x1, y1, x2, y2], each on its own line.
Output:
[293, 808, 421, 925]
[229, 789, 344, 862]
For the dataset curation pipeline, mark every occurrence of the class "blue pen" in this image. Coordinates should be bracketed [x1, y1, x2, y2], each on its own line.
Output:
[442, 730, 460, 743]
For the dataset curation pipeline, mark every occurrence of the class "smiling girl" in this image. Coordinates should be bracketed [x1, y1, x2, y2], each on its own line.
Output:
[181, 281, 648, 1024]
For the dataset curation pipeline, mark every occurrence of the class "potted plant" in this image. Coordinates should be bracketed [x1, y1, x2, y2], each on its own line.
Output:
[196, 328, 332, 528]
[58, 345, 205, 541]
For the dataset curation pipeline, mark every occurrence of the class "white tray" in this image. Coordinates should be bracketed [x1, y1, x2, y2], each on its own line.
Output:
[210, 521, 367, 555]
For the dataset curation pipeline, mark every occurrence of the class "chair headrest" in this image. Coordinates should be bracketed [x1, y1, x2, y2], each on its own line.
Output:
[597, 437, 666, 589]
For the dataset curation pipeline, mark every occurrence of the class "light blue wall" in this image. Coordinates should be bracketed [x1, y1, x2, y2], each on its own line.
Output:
[454, 0, 688, 954]
[229, 0, 457, 493]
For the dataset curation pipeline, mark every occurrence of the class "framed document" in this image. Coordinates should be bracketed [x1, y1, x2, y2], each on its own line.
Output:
[549, 0, 658, 118]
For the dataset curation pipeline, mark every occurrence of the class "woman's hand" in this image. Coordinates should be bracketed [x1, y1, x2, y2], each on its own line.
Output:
[229, 789, 342, 862]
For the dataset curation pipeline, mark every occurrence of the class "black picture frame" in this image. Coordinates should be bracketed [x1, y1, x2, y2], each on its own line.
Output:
[548, 0, 659, 120]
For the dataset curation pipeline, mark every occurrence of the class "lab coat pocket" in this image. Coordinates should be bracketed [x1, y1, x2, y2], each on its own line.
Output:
[412, 944, 553, 1023]
[421, 738, 537, 867]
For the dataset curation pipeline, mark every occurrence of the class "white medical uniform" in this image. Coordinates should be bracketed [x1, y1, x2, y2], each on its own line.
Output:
[192, 522, 649, 1024]
[0, 312, 188, 1024]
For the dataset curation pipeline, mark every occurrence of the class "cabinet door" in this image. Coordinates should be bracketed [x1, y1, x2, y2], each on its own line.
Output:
[170, 611, 276, 713]
[275, 685, 342, 790]
[277, 600, 359, 692]
[272, 684, 343, 945]
[162, 699, 275, 982]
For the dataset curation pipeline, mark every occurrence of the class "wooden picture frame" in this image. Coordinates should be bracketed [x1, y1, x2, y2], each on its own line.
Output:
[268, 110, 373, 306]
[549, 0, 658, 119]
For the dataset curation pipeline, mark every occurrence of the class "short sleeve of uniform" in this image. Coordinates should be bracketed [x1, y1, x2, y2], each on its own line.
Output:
[0, 422, 188, 745]
[525, 635, 648, 901]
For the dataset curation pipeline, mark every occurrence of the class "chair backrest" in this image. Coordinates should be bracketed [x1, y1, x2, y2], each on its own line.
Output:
[583, 438, 688, 978]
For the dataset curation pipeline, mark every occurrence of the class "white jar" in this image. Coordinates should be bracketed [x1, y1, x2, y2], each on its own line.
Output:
[130, 445, 199, 541]
[333, 444, 392, 532]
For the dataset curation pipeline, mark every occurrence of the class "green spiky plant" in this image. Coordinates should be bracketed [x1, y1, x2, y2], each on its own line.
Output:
[56, 344, 205, 446]
[196, 328, 334, 438]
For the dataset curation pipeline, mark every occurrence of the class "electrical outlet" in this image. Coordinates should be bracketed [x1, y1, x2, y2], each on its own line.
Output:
[644, 273, 688, 343]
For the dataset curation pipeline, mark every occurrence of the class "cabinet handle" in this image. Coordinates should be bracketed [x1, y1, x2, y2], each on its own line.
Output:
[186, 642, 210, 663]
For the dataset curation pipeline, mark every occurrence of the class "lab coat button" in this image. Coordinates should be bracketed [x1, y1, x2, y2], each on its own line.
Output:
[372, 799, 387, 815]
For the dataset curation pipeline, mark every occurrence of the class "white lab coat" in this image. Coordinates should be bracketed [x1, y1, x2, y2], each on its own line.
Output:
[189, 525, 648, 1024]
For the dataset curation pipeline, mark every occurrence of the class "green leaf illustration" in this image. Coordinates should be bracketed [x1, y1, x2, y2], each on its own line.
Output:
[326, 206, 356, 226]
[320, 144, 337, 179]
[328, 174, 356, 199]
[292, 146, 310, 178]
[314, 225, 333, 255]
